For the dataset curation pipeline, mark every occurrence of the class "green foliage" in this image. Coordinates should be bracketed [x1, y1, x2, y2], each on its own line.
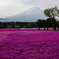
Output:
[37, 19, 43, 28]
[57, 22, 59, 27]
[44, 6, 59, 18]
[51, 17, 57, 27]
[0, 25, 4, 28]
[44, 6, 59, 31]
[51, 17, 57, 30]
[0, 21, 59, 29]
[46, 18, 52, 27]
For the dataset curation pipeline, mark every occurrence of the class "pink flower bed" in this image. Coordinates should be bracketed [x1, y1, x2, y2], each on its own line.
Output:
[0, 29, 59, 59]
[0, 28, 54, 31]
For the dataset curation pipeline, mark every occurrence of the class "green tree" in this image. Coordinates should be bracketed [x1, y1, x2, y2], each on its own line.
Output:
[11, 22, 15, 28]
[51, 17, 57, 30]
[46, 18, 52, 30]
[37, 19, 43, 30]
[42, 20, 46, 30]
[44, 6, 59, 30]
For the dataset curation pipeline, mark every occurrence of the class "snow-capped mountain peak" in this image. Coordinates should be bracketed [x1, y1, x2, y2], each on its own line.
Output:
[4, 7, 47, 22]
[27, 7, 43, 15]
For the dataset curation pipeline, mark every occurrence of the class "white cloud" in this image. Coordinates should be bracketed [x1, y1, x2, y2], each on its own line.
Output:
[0, 0, 59, 18]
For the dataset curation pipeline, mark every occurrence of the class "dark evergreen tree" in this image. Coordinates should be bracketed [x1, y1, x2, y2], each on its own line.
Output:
[46, 18, 52, 30]
[37, 19, 43, 30]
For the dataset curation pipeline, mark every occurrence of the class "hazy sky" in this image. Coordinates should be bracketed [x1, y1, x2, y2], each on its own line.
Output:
[0, 0, 59, 18]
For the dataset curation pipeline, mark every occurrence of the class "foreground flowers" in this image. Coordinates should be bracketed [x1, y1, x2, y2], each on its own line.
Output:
[0, 29, 59, 59]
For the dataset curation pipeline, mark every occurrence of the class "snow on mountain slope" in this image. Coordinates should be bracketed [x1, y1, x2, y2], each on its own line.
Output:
[6, 7, 47, 22]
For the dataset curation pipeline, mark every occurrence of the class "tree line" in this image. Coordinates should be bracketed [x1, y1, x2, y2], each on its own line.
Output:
[0, 22, 37, 28]
[0, 20, 59, 29]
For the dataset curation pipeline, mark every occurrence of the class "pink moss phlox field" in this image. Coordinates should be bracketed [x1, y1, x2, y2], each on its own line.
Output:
[0, 28, 54, 31]
[0, 29, 59, 59]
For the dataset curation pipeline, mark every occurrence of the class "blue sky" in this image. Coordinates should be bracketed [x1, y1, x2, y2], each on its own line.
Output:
[0, 0, 59, 18]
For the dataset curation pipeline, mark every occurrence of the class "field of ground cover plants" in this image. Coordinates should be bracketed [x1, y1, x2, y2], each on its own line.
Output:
[0, 28, 59, 59]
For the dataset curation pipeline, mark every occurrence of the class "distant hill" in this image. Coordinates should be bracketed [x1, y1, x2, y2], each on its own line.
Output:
[0, 18, 7, 22]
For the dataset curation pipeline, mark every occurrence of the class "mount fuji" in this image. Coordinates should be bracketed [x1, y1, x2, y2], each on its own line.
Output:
[0, 7, 59, 22]
[1, 7, 59, 22]
[5, 7, 47, 22]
